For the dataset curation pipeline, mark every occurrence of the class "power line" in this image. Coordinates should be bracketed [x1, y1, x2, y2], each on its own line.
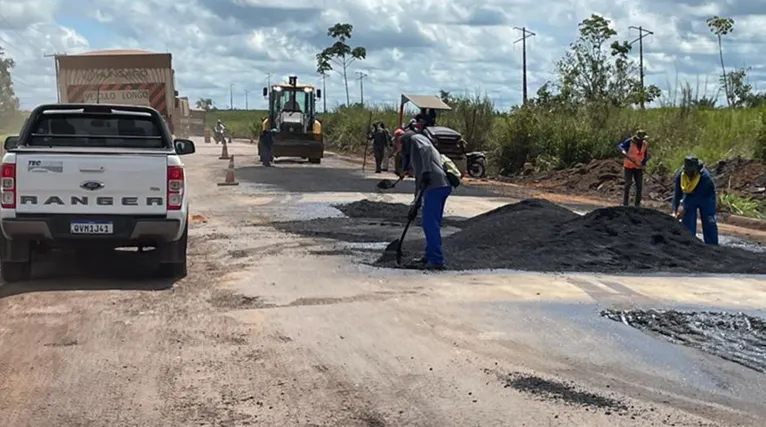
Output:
[513, 27, 535, 104]
[629, 26, 654, 109]
[0, 12, 43, 52]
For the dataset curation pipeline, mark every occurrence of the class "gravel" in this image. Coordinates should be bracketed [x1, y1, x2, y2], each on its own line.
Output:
[378, 198, 766, 273]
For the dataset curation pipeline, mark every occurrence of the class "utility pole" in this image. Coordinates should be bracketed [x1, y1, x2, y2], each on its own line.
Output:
[229, 83, 234, 110]
[513, 27, 535, 104]
[44, 52, 62, 102]
[245, 90, 249, 110]
[629, 26, 653, 109]
[356, 71, 367, 106]
[320, 73, 328, 113]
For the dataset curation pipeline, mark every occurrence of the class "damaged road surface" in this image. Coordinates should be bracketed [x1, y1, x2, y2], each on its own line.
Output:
[1, 141, 766, 427]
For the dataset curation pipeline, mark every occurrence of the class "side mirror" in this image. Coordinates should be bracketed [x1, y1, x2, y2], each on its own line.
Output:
[262, 87, 268, 97]
[4, 136, 19, 150]
[316, 89, 322, 99]
[174, 139, 196, 155]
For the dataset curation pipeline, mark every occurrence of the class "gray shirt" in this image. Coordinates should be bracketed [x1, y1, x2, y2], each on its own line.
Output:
[408, 133, 449, 194]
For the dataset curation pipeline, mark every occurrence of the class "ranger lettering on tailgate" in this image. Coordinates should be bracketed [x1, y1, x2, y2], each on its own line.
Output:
[19, 196, 164, 206]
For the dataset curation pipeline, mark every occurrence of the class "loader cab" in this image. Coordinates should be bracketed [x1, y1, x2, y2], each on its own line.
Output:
[262, 76, 319, 133]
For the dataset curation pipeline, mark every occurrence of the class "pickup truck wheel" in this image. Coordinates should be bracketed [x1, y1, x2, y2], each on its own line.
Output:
[0, 234, 32, 283]
[308, 158, 321, 164]
[157, 222, 188, 279]
[1, 260, 31, 283]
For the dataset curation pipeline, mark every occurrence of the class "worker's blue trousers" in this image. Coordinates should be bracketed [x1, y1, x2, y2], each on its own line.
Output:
[681, 195, 719, 245]
[422, 185, 452, 265]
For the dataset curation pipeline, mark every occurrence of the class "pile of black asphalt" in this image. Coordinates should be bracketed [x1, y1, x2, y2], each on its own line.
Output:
[374, 198, 766, 273]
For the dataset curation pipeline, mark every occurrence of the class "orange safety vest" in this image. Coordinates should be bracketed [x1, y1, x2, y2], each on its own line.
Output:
[623, 139, 647, 169]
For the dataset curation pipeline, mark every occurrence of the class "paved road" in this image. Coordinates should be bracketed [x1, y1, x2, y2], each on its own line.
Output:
[0, 140, 765, 426]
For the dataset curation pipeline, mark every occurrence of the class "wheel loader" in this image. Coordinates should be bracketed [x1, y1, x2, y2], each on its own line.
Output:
[261, 76, 323, 163]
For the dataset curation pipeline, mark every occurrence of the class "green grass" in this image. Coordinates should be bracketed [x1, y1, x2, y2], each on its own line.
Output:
[205, 109, 268, 138]
[213, 103, 765, 176]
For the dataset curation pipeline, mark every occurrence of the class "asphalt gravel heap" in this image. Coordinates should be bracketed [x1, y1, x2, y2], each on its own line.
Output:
[378, 198, 766, 273]
[601, 309, 766, 373]
[333, 199, 465, 227]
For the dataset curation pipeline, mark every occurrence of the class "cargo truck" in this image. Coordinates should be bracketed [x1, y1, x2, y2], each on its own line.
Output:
[55, 49, 178, 133]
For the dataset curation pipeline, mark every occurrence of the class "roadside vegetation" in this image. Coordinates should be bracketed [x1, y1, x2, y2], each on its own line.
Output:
[211, 14, 765, 217]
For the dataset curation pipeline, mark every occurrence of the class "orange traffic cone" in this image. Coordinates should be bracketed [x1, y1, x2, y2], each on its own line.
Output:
[219, 140, 230, 160]
[218, 156, 239, 186]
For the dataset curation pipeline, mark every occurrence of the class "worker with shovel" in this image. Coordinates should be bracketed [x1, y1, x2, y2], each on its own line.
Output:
[618, 130, 649, 206]
[399, 130, 452, 270]
[671, 155, 718, 245]
[259, 128, 276, 167]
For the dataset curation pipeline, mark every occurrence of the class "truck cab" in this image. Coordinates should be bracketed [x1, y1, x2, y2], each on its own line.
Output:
[0, 103, 195, 282]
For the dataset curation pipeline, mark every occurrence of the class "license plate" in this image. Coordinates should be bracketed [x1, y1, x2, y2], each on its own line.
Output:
[70, 221, 113, 235]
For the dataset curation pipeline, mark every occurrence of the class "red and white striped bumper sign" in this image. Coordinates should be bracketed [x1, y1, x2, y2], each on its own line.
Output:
[66, 83, 168, 118]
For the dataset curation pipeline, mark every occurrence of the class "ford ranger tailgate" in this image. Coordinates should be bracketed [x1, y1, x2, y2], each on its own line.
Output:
[15, 154, 167, 215]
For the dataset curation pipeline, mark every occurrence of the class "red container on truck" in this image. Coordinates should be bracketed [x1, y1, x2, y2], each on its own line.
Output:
[55, 49, 177, 133]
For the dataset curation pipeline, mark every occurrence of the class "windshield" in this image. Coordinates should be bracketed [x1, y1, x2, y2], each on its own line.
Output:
[26, 113, 166, 148]
[273, 88, 311, 114]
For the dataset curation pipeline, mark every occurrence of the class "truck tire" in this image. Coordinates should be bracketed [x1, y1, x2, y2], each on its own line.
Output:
[0, 234, 31, 283]
[157, 222, 188, 279]
[309, 158, 321, 164]
[1, 260, 31, 283]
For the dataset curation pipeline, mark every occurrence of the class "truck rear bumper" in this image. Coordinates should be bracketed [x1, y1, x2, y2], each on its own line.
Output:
[1, 215, 182, 243]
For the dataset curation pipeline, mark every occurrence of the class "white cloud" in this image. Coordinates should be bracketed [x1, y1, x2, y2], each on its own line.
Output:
[0, 0, 763, 110]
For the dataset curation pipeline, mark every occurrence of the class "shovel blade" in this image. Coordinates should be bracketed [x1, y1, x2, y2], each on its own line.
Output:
[377, 179, 395, 189]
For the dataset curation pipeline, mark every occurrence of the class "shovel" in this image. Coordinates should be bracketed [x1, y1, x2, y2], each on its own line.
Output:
[377, 176, 403, 190]
[384, 189, 423, 265]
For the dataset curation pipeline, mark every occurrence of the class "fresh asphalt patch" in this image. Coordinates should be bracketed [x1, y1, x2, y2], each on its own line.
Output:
[601, 309, 766, 374]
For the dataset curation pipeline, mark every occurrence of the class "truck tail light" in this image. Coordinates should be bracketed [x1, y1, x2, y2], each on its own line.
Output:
[1, 162, 16, 209]
[167, 165, 184, 210]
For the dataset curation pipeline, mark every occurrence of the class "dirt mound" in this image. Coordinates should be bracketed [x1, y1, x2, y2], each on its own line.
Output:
[512, 156, 766, 205]
[712, 156, 766, 200]
[511, 159, 674, 203]
[380, 199, 765, 273]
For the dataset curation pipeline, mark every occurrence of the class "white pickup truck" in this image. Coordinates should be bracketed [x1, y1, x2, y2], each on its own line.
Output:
[0, 103, 196, 282]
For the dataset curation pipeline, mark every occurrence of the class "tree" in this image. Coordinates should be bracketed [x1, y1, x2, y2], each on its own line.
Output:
[725, 67, 753, 107]
[706, 16, 734, 106]
[0, 46, 20, 129]
[316, 23, 366, 106]
[195, 98, 213, 111]
[551, 15, 661, 108]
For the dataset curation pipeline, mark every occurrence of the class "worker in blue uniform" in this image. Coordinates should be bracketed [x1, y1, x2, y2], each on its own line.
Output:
[671, 155, 718, 245]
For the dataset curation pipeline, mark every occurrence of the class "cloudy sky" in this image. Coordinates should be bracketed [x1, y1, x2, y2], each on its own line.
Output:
[0, 0, 763, 110]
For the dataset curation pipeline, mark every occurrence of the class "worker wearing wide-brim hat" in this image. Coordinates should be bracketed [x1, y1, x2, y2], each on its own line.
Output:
[671, 155, 718, 245]
[617, 129, 649, 206]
